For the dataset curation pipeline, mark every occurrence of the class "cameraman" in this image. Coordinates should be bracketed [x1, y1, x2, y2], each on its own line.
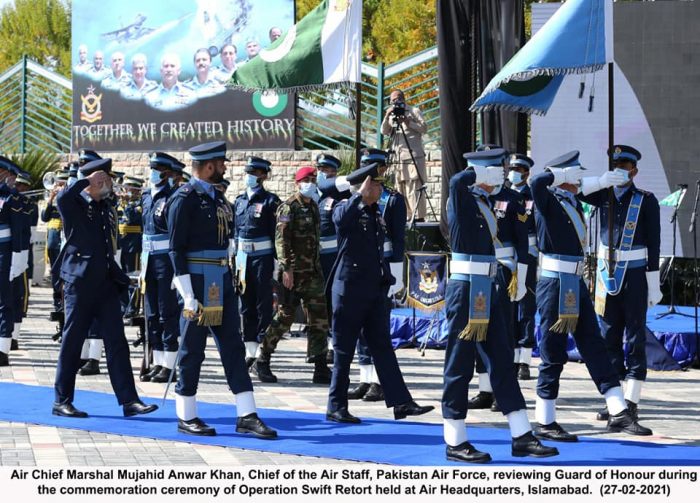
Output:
[381, 89, 428, 222]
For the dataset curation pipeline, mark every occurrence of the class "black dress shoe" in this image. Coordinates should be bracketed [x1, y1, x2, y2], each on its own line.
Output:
[607, 409, 652, 436]
[326, 408, 361, 424]
[596, 406, 609, 421]
[512, 431, 559, 458]
[254, 361, 278, 383]
[534, 422, 579, 442]
[178, 417, 216, 436]
[10, 339, 18, 351]
[625, 400, 639, 421]
[123, 399, 158, 417]
[446, 441, 492, 464]
[363, 383, 384, 402]
[393, 400, 435, 420]
[517, 363, 531, 380]
[140, 365, 162, 382]
[52, 403, 88, 418]
[150, 367, 175, 383]
[490, 400, 501, 412]
[326, 349, 334, 364]
[79, 359, 100, 376]
[236, 413, 278, 439]
[467, 391, 494, 409]
[0, 351, 9, 367]
[348, 382, 370, 400]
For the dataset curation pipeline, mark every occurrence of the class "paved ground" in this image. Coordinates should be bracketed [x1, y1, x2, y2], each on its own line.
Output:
[1, 285, 698, 466]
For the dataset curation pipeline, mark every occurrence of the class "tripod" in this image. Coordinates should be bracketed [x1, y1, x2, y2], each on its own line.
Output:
[657, 185, 691, 319]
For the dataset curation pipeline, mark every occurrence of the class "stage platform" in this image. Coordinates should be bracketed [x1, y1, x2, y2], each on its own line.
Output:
[390, 305, 698, 370]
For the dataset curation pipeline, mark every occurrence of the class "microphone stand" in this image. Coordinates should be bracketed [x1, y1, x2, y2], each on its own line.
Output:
[657, 186, 691, 318]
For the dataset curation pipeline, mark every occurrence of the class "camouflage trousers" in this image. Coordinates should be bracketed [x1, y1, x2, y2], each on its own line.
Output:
[259, 273, 329, 362]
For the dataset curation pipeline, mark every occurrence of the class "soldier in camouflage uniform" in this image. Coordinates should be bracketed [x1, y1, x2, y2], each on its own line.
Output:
[255, 167, 332, 384]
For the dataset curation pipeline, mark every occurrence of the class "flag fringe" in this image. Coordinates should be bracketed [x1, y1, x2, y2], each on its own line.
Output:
[226, 81, 355, 95]
[507, 270, 518, 300]
[550, 315, 578, 334]
[406, 297, 445, 313]
[458, 320, 488, 342]
[198, 307, 223, 327]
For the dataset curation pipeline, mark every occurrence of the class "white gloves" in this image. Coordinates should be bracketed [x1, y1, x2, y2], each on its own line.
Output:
[9, 251, 28, 280]
[646, 270, 663, 307]
[387, 261, 404, 298]
[173, 274, 198, 311]
[115, 249, 122, 264]
[228, 238, 236, 260]
[580, 170, 628, 195]
[549, 166, 586, 187]
[512, 263, 528, 301]
[335, 176, 351, 193]
[473, 165, 505, 186]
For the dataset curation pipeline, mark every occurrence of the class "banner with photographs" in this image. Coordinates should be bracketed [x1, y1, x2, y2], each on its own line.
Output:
[71, 0, 295, 152]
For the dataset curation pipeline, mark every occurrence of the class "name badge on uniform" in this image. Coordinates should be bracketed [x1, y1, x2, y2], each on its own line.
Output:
[494, 200, 508, 219]
[254, 203, 263, 218]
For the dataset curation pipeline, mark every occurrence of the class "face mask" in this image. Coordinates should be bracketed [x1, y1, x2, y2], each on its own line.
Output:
[150, 169, 164, 185]
[245, 174, 259, 188]
[613, 167, 630, 186]
[299, 182, 318, 200]
[316, 171, 328, 184]
[490, 184, 502, 195]
[167, 177, 175, 188]
[508, 171, 523, 185]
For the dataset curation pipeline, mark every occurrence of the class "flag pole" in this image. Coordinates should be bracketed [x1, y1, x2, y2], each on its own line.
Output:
[607, 62, 615, 268]
[355, 82, 362, 169]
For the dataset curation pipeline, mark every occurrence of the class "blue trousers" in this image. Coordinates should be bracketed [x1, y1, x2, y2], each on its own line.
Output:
[515, 255, 538, 348]
[328, 290, 412, 413]
[598, 267, 648, 381]
[320, 252, 336, 339]
[54, 280, 138, 405]
[47, 245, 62, 309]
[176, 271, 253, 397]
[144, 255, 180, 352]
[442, 280, 525, 419]
[241, 254, 274, 343]
[0, 249, 14, 340]
[536, 276, 620, 399]
[476, 264, 514, 374]
[355, 295, 392, 367]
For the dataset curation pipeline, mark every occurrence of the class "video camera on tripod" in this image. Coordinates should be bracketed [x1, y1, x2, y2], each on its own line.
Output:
[390, 99, 407, 120]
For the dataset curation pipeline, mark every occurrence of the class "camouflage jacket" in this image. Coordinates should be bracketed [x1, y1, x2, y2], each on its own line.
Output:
[275, 193, 322, 275]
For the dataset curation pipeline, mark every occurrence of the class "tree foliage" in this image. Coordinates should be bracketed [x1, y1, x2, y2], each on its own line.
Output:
[0, 0, 71, 76]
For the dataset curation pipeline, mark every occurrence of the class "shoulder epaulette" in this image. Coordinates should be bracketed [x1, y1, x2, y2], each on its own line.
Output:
[176, 183, 194, 198]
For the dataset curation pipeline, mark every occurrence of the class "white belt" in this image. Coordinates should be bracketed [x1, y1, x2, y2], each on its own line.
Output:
[450, 260, 497, 277]
[540, 255, 584, 275]
[143, 240, 169, 252]
[495, 246, 514, 259]
[528, 236, 537, 246]
[0, 228, 10, 239]
[384, 241, 393, 253]
[320, 238, 338, 250]
[598, 244, 647, 262]
[238, 238, 273, 253]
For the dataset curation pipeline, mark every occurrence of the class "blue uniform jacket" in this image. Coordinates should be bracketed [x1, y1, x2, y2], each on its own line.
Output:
[327, 193, 391, 298]
[490, 186, 528, 265]
[167, 181, 233, 277]
[380, 188, 406, 264]
[578, 184, 660, 271]
[0, 183, 24, 253]
[447, 169, 496, 255]
[233, 187, 280, 242]
[142, 186, 174, 236]
[513, 184, 537, 236]
[53, 179, 128, 288]
[118, 202, 143, 254]
[530, 171, 586, 257]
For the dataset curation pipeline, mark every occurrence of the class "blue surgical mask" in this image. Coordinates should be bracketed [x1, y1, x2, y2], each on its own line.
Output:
[245, 173, 259, 188]
[167, 177, 175, 188]
[150, 169, 163, 185]
[316, 171, 328, 184]
[508, 171, 523, 185]
[299, 182, 318, 200]
[613, 168, 630, 186]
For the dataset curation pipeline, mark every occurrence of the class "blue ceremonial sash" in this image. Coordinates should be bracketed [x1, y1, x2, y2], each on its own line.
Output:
[319, 235, 338, 254]
[595, 191, 645, 313]
[557, 198, 587, 250]
[542, 254, 584, 334]
[474, 197, 498, 242]
[186, 250, 227, 326]
[451, 253, 496, 342]
[377, 188, 391, 217]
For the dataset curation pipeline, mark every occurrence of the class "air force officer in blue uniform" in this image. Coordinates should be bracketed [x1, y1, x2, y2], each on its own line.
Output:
[52, 159, 157, 418]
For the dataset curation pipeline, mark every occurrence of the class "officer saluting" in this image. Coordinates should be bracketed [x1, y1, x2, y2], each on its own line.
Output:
[168, 142, 276, 439]
[530, 151, 651, 441]
[442, 149, 556, 463]
[140, 153, 184, 382]
[578, 145, 661, 421]
[506, 154, 538, 379]
[0, 158, 26, 367]
[233, 157, 280, 366]
[326, 163, 433, 424]
[52, 158, 158, 418]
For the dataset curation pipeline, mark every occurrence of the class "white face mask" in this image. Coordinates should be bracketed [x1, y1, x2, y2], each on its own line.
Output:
[299, 182, 318, 200]
[613, 167, 630, 186]
[245, 174, 259, 188]
[508, 171, 523, 185]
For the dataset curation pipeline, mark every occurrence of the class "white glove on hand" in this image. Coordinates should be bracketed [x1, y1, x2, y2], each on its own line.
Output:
[228, 238, 236, 260]
[173, 274, 196, 303]
[549, 166, 585, 187]
[646, 270, 663, 307]
[387, 261, 404, 298]
[335, 176, 351, 193]
[183, 297, 200, 313]
[580, 170, 627, 195]
[512, 263, 528, 302]
[9, 251, 28, 280]
[473, 165, 505, 186]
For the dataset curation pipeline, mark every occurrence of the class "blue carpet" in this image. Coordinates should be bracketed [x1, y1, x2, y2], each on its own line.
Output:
[1, 382, 699, 466]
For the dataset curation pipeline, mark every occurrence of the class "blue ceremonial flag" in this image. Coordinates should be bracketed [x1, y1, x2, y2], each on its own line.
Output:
[406, 253, 448, 312]
[470, 0, 613, 116]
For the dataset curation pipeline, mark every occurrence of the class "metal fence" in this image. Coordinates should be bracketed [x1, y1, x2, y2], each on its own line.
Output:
[0, 57, 72, 154]
[0, 49, 441, 154]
